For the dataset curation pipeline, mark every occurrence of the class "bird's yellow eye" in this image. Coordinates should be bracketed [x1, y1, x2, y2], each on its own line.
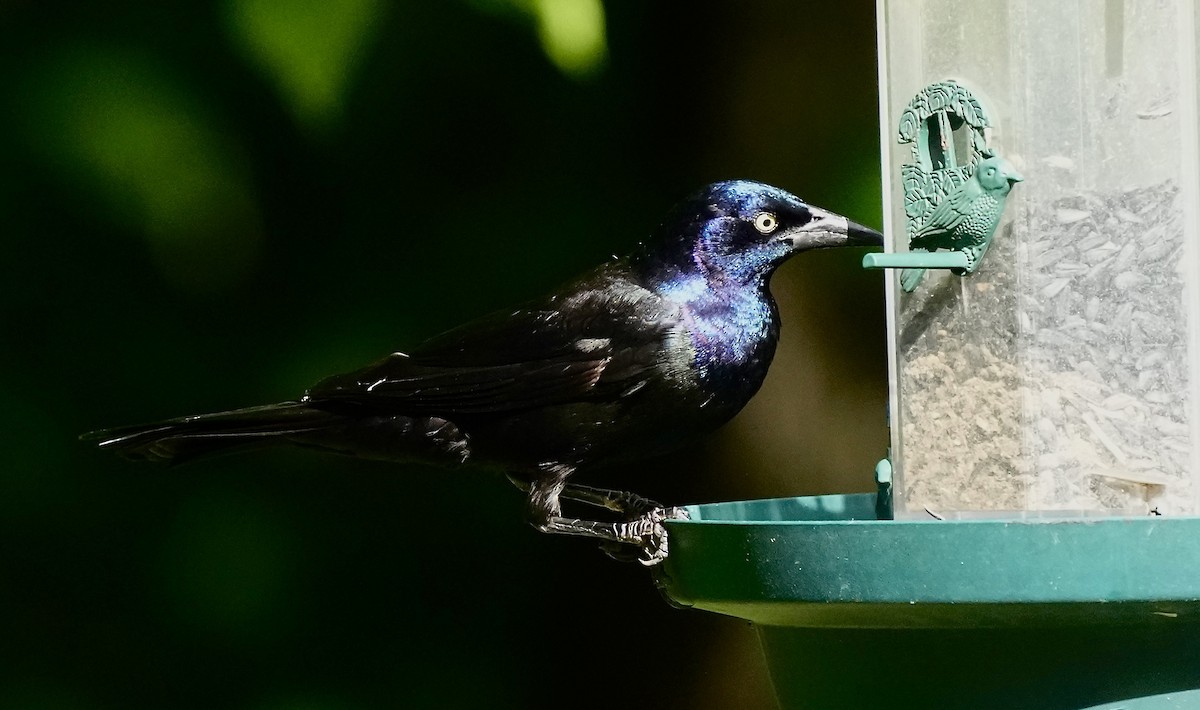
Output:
[753, 212, 778, 234]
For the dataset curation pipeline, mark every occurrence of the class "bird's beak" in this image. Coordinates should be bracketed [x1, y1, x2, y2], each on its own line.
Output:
[1007, 170, 1025, 185]
[791, 206, 884, 250]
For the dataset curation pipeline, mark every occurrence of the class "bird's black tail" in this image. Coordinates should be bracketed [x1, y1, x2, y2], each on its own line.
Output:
[81, 401, 343, 465]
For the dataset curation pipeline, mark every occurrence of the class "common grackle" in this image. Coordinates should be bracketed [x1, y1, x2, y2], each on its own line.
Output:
[84, 181, 882, 564]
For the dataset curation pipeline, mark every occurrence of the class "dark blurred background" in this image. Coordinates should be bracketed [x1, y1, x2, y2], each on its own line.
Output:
[1, 1, 884, 708]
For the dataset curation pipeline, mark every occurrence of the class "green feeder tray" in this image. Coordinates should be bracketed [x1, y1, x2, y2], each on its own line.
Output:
[657, 494, 1200, 710]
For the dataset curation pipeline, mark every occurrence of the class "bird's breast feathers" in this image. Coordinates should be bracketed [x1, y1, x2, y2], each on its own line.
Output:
[656, 274, 779, 391]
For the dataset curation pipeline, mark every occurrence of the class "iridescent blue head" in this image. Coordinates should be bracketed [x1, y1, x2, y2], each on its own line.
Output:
[634, 180, 883, 285]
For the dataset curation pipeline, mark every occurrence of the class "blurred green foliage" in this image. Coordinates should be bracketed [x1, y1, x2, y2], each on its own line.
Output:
[21, 45, 262, 292]
[0, 1, 883, 708]
[471, 0, 608, 78]
[225, 0, 386, 131]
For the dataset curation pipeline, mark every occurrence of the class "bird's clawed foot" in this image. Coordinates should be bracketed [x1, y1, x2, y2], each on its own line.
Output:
[516, 468, 690, 565]
[599, 506, 691, 566]
[537, 505, 690, 566]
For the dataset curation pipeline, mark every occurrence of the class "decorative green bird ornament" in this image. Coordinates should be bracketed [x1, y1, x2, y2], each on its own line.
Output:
[901, 156, 1024, 292]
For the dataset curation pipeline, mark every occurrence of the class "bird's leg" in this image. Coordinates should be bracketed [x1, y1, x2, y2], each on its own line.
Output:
[517, 464, 687, 566]
[507, 474, 663, 516]
[554, 484, 689, 564]
[563, 484, 664, 515]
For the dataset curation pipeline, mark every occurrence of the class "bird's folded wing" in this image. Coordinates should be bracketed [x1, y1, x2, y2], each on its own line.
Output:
[306, 356, 612, 414]
[910, 187, 973, 245]
[304, 303, 670, 415]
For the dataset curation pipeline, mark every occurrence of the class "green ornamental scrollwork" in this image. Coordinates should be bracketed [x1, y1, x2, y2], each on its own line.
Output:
[897, 79, 989, 159]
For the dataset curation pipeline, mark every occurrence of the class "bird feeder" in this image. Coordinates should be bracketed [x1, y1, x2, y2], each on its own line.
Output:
[868, 1, 1200, 518]
[658, 2, 1200, 708]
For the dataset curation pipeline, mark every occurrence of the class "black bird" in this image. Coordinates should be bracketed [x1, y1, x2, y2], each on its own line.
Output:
[84, 181, 882, 563]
